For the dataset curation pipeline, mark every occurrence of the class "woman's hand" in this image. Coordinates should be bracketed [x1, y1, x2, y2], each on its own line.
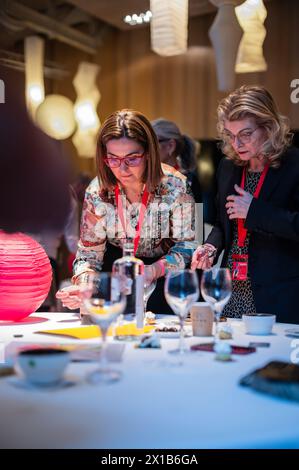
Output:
[191, 244, 217, 270]
[56, 285, 81, 310]
[144, 260, 166, 285]
[226, 184, 253, 220]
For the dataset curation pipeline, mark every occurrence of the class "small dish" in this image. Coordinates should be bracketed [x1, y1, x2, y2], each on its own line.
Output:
[155, 331, 180, 339]
[16, 347, 70, 386]
[242, 314, 276, 335]
[155, 326, 192, 339]
[154, 323, 180, 338]
[8, 376, 77, 391]
[285, 328, 299, 338]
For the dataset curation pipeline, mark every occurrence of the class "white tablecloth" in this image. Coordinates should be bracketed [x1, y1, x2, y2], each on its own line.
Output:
[0, 312, 299, 449]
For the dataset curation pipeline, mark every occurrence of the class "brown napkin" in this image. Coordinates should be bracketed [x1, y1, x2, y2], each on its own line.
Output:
[240, 361, 299, 403]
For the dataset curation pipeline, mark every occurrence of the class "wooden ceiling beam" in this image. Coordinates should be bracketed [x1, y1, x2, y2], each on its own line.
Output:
[3, 0, 100, 54]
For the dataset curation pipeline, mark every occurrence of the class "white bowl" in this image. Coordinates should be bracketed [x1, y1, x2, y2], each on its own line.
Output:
[16, 348, 70, 386]
[242, 314, 276, 335]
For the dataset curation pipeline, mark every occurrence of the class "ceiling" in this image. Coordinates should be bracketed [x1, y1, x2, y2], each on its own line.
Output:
[0, 0, 273, 57]
[0, 0, 219, 57]
[66, 0, 218, 31]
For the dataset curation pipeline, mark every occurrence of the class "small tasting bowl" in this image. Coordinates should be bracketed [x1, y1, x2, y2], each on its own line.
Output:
[242, 314, 276, 335]
[16, 348, 70, 386]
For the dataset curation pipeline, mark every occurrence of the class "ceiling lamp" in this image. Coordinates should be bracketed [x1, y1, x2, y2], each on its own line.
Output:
[235, 0, 267, 73]
[124, 11, 152, 26]
[209, 0, 244, 91]
[150, 0, 188, 56]
[72, 62, 101, 158]
[35, 94, 76, 140]
[24, 36, 45, 118]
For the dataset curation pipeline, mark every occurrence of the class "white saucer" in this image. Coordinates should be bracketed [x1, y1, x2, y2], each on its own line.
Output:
[8, 376, 78, 391]
[155, 331, 180, 339]
[285, 328, 299, 338]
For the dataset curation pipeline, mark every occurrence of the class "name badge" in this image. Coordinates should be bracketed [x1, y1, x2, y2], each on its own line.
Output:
[232, 254, 248, 281]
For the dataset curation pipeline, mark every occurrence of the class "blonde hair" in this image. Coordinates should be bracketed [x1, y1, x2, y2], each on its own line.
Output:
[217, 85, 293, 168]
[96, 109, 163, 192]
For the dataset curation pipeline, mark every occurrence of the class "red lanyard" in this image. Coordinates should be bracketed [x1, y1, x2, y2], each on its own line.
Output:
[237, 164, 269, 247]
[115, 185, 150, 255]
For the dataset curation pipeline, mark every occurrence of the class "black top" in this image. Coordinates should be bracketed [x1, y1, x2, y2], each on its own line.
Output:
[206, 147, 299, 323]
[223, 171, 261, 317]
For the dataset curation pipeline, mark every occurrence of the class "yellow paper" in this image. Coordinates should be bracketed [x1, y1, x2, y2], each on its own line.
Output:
[37, 323, 154, 340]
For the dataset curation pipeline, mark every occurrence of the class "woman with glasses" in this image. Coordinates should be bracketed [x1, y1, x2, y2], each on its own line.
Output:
[151, 118, 202, 203]
[191, 85, 299, 323]
[56, 109, 197, 313]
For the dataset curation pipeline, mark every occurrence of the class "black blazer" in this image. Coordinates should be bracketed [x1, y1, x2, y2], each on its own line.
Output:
[206, 147, 299, 324]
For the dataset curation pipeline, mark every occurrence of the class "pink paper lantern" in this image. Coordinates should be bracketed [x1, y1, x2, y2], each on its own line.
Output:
[0, 231, 52, 321]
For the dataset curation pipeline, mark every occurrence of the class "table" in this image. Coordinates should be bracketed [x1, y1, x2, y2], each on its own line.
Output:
[0, 312, 299, 449]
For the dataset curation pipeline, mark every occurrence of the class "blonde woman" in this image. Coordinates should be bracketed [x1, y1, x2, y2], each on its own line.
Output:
[191, 85, 299, 323]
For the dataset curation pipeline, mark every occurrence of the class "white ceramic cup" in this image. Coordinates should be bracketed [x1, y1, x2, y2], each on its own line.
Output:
[16, 348, 70, 386]
[242, 314, 276, 335]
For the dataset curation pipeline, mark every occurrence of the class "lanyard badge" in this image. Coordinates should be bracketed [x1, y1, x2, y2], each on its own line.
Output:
[232, 254, 249, 281]
[233, 164, 269, 281]
[115, 185, 150, 256]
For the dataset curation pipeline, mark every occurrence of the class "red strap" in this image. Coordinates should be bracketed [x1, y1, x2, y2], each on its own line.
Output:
[115, 185, 150, 255]
[237, 164, 269, 247]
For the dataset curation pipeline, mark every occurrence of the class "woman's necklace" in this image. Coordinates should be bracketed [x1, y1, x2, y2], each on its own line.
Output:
[123, 184, 145, 203]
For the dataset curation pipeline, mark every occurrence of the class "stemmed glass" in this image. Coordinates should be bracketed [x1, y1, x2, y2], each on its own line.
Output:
[143, 278, 157, 315]
[200, 268, 232, 341]
[80, 272, 126, 384]
[164, 269, 199, 356]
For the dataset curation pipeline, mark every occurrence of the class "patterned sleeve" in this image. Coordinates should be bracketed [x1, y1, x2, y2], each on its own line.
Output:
[72, 182, 107, 282]
[160, 179, 198, 272]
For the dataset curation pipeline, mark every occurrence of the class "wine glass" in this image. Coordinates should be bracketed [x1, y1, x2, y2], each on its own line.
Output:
[80, 272, 126, 384]
[144, 278, 157, 315]
[164, 269, 199, 356]
[200, 268, 232, 341]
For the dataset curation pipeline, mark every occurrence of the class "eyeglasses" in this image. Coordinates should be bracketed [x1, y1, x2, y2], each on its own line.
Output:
[223, 127, 259, 145]
[158, 138, 170, 144]
[104, 152, 145, 168]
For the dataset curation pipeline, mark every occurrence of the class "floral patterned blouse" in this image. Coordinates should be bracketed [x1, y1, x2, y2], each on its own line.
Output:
[73, 164, 197, 280]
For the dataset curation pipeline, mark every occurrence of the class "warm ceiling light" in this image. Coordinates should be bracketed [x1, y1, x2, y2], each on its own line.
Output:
[24, 36, 45, 118]
[208, 0, 244, 91]
[74, 101, 99, 129]
[150, 0, 188, 56]
[28, 85, 43, 104]
[124, 10, 152, 26]
[35, 94, 76, 140]
[235, 0, 267, 73]
[72, 62, 101, 158]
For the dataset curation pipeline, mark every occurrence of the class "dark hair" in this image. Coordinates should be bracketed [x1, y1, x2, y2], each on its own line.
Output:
[151, 118, 197, 172]
[96, 109, 163, 192]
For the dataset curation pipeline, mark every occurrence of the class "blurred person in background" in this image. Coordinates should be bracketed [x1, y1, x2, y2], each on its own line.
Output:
[0, 66, 70, 235]
[151, 118, 202, 203]
[72, 172, 93, 216]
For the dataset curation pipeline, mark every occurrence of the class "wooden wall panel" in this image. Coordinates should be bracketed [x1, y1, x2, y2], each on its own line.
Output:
[51, 0, 299, 173]
[110, 0, 299, 138]
[235, 0, 299, 129]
